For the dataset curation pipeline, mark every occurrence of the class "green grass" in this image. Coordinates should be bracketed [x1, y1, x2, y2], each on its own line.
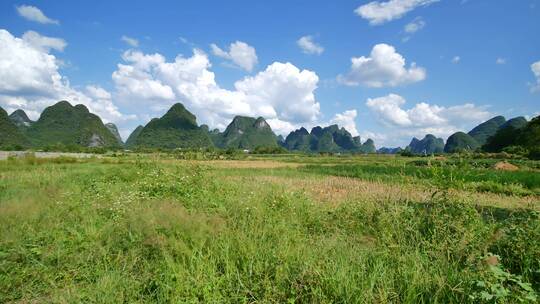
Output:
[302, 160, 540, 196]
[0, 155, 538, 303]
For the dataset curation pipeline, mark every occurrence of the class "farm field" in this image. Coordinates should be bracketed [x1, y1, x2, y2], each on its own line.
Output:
[0, 153, 539, 303]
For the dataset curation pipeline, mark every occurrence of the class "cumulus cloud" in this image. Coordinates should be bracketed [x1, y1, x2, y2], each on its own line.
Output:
[0, 29, 126, 124]
[496, 57, 506, 65]
[121, 35, 139, 47]
[452, 56, 461, 64]
[16, 5, 59, 25]
[529, 60, 540, 93]
[366, 93, 492, 143]
[22, 31, 66, 52]
[338, 43, 426, 87]
[329, 110, 359, 136]
[210, 41, 258, 72]
[111, 49, 321, 133]
[297, 35, 324, 55]
[355, 0, 439, 25]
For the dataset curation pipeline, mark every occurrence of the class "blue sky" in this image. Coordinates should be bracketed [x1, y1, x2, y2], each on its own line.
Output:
[0, 0, 539, 146]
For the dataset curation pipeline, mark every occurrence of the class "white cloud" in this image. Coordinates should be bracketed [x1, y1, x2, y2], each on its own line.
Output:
[210, 41, 258, 72]
[329, 110, 359, 136]
[366, 93, 492, 144]
[297, 35, 324, 55]
[338, 43, 426, 87]
[0, 29, 126, 124]
[529, 60, 540, 93]
[121, 35, 139, 47]
[402, 17, 425, 42]
[21, 31, 66, 52]
[452, 56, 461, 64]
[235, 62, 321, 123]
[404, 17, 426, 33]
[16, 5, 59, 25]
[355, 0, 439, 25]
[111, 49, 321, 134]
[496, 57, 506, 65]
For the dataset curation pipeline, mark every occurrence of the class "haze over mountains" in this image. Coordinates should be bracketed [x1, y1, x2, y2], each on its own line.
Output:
[0, 100, 538, 155]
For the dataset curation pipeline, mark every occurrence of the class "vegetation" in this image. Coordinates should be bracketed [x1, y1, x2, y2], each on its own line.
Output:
[445, 132, 480, 153]
[468, 116, 506, 146]
[284, 124, 375, 153]
[131, 103, 213, 149]
[212, 116, 279, 149]
[0, 106, 30, 149]
[125, 125, 144, 147]
[0, 153, 538, 302]
[8, 109, 34, 129]
[407, 134, 444, 155]
[24, 101, 120, 148]
[105, 122, 123, 145]
[483, 116, 540, 159]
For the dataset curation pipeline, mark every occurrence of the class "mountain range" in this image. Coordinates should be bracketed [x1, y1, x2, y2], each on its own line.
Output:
[406, 134, 444, 155]
[1, 100, 538, 155]
[283, 125, 375, 153]
[443, 116, 530, 153]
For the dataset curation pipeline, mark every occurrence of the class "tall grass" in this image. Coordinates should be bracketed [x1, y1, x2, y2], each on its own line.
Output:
[0, 157, 538, 302]
[302, 162, 540, 196]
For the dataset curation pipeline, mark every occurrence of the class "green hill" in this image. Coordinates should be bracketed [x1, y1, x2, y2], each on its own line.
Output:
[516, 116, 540, 150]
[500, 116, 528, 130]
[283, 125, 373, 153]
[9, 109, 34, 128]
[407, 134, 444, 155]
[125, 125, 143, 147]
[444, 132, 480, 153]
[467, 116, 506, 146]
[0, 106, 30, 148]
[105, 123, 123, 145]
[132, 103, 213, 149]
[213, 116, 278, 149]
[25, 101, 120, 148]
[359, 138, 376, 153]
[482, 117, 528, 152]
[283, 127, 312, 151]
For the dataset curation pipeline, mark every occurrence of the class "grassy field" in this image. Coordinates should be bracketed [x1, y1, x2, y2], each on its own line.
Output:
[0, 154, 539, 303]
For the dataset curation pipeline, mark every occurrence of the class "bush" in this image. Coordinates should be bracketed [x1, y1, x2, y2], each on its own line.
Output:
[528, 147, 540, 160]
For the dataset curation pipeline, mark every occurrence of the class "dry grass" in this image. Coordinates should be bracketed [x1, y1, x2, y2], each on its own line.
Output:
[192, 159, 301, 169]
[232, 174, 539, 210]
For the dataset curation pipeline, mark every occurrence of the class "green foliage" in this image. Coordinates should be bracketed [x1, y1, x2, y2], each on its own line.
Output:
[359, 138, 376, 153]
[8, 109, 33, 128]
[0, 106, 30, 148]
[528, 147, 540, 160]
[125, 125, 143, 147]
[133, 103, 213, 149]
[407, 134, 445, 155]
[251, 145, 288, 154]
[283, 127, 311, 151]
[214, 116, 278, 149]
[24, 101, 120, 148]
[284, 124, 374, 153]
[483, 126, 521, 153]
[517, 116, 540, 150]
[483, 116, 539, 158]
[303, 161, 540, 195]
[470, 255, 537, 303]
[105, 122, 123, 144]
[0, 155, 538, 302]
[468, 116, 507, 146]
[445, 132, 480, 153]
